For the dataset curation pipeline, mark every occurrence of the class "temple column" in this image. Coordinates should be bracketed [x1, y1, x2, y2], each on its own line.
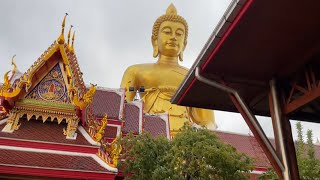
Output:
[269, 79, 300, 180]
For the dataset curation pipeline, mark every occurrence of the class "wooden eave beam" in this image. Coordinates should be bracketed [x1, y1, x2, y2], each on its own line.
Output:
[285, 86, 320, 114]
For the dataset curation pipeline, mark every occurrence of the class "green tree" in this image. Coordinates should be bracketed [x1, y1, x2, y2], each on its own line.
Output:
[302, 130, 320, 178]
[119, 132, 171, 180]
[259, 122, 320, 179]
[296, 121, 305, 163]
[120, 124, 253, 180]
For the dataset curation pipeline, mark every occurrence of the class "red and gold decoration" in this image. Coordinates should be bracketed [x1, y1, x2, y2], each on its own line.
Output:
[0, 14, 96, 139]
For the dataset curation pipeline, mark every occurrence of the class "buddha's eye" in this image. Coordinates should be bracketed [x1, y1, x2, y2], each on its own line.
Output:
[161, 27, 172, 35]
[176, 29, 184, 37]
[163, 30, 171, 35]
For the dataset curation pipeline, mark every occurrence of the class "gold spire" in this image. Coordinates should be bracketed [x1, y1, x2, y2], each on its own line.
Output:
[11, 55, 17, 74]
[166, 3, 177, 15]
[57, 13, 68, 44]
[67, 25, 73, 47]
[71, 31, 75, 53]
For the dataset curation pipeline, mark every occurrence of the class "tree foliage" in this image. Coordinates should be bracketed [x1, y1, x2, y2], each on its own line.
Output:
[259, 122, 320, 179]
[120, 124, 253, 180]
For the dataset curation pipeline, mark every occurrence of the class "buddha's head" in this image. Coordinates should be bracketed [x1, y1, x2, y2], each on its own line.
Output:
[152, 4, 188, 61]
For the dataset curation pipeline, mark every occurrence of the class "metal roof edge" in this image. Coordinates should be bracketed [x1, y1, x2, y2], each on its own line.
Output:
[171, 0, 241, 104]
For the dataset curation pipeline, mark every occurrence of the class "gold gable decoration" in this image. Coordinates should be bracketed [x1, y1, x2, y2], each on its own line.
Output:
[108, 136, 122, 168]
[69, 83, 97, 110]
[1, 14, 97, 139]
[94, 113, 108, 142]
[25, 63, 71, 104]
[0, 14, 95, 108]
[98, 134, 122, 168]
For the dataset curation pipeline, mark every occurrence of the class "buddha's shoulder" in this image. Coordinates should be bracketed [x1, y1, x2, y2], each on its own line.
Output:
[124, 63, 189, 74]
[125, 63, 155, 71]
[175, 65, 189, 72]
[173, 65, 189, 75]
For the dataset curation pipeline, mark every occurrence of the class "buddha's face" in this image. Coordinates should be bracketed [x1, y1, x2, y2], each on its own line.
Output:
[157, 21, 186, 57]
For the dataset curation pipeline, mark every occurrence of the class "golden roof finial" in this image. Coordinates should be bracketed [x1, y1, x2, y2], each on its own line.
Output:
[11, 55, 17, 74]
[67, 25, 73, 47]
[71, 31, 76, 53]
[166, 3, 177, 15]
[57, 13, 68, 44]
[3, 70, 11, 89]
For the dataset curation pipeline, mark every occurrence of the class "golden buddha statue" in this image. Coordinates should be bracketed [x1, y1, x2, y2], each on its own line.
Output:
[121, 4, 216, 132]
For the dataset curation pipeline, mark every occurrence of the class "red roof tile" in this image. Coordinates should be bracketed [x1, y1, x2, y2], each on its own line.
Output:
[122, 103, 140, 134]
[91, 89, 123, 120]
[144, 115, 168, 138]
[216, 131, 320, 168]
[0, 149, 108, 173]
[0, 118, 93, 147]
[216, 131, 271, 168]
[104, 126, 118, 139]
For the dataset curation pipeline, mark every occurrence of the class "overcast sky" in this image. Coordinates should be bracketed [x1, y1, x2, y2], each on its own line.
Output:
[0, 0, 319, 142]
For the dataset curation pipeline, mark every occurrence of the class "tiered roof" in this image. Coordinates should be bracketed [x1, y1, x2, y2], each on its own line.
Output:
[91, 87, 125, 120]
[216, 130, 320, 175]
[122, 102, 142, 134]
[216, 131, 271, 169]
[0, 117, 117, 179]
[0, 119, 93, 147]
[0, 15, 118, 179]
[144, 114, 170, 139]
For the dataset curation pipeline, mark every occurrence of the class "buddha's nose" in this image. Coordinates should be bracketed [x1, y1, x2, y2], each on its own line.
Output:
[170, 36, 177, 41]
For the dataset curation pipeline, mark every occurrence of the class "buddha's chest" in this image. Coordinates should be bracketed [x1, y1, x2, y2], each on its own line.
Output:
[136, 66, 187, 88]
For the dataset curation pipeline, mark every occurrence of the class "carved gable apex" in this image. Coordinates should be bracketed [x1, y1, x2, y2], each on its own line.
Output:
[0, 40, 86, 101]
[25, 42, 86, 97]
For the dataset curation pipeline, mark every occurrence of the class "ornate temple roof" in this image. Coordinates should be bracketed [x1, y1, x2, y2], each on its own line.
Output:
[104, 125, 118, 139]
[144, 114, 170, 139]
[0, 15, 118, 179]
[0, 148, 108, 172]
[91, 87, 125, 120]
[216, 130, 320, 169]
[0, 117, 118, 178]
[0, 148, 116, 179]
[122, 101, 142, 134]
[0, 119, 95, 147]
[216, 131, 270, 168]
[122, 101, 169, 138]
[0, 116, 117, 178]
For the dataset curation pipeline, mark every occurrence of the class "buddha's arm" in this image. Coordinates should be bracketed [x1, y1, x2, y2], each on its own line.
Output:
[189, 107, 216, 129]
[120, 66, 138, 102]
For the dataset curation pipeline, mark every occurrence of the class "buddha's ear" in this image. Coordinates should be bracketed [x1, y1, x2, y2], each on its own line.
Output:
[151, 36, 159, 58]
[179, 41, 187, 62]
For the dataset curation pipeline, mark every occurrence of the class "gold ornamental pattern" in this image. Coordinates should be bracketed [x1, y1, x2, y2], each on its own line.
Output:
[26, 63, 70, 103]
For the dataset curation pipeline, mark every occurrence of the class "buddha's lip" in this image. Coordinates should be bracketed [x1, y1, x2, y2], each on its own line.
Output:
[167, 43, 177, 47]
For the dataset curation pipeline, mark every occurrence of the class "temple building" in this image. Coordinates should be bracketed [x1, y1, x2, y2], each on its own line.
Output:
[0, 14, 173, 179]
[0, 12, 320, 180]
